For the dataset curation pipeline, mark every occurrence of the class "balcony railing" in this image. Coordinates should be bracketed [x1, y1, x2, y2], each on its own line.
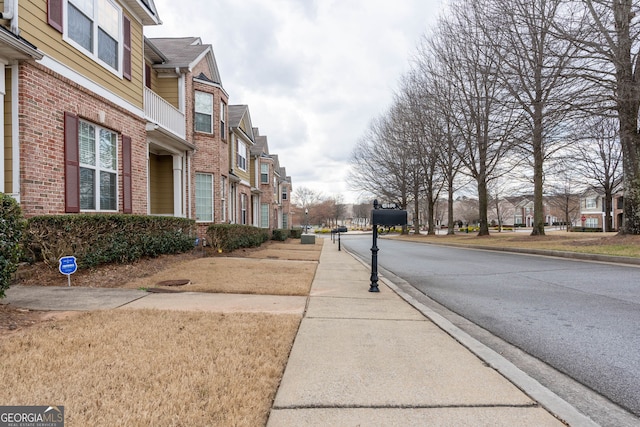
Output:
[144, 87, 186, 139]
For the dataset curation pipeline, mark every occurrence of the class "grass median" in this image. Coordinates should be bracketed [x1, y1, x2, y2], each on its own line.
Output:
[388, 230, 640, 258]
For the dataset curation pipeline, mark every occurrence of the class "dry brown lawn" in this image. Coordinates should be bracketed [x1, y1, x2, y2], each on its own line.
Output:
[2, 238, 323, 426]
[0, 310, 300, 426]
[122, 257, 317, 296]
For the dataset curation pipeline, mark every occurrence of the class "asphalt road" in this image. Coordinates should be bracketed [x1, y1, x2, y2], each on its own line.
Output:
[341, 234, 640, 422]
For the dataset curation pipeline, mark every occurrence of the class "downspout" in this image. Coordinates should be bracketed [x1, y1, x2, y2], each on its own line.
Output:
[11, 63, 19, 201]
[1, 0, 18, 34]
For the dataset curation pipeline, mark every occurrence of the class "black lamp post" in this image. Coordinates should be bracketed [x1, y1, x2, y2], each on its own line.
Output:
[305, 208, 309, 233]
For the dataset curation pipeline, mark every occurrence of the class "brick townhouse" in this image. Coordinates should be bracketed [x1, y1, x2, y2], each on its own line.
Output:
[1, 0, 293, 234]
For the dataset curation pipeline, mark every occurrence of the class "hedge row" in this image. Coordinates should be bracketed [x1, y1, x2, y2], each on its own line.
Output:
[206, 224, 269, 252]
[25, 215, 196, 269]
[1, 194, 25, 298]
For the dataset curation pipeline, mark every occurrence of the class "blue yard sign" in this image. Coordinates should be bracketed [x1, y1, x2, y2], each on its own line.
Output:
[58, 256, 77, 287]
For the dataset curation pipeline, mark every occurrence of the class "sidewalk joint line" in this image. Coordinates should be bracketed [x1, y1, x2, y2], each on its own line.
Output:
[272, 403, 540, 410]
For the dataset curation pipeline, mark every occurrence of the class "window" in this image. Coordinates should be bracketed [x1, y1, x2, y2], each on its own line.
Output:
[282, 213, 288, 229]
[195, 173, 213, 222]
[221, 176, 227, 222]
[76, 121, 118, 211]
[237, 140, 247, 171]
[260, 163, 269, 184]
[241, 194, 247, 225]
[195, 91, 213, 133]
[260, 203, 269, 228]
[220, 101, 226, 139]
[282, 186, 288, 200]
[64, 112, 131, 213]
[586, 217, 598, 228]
[586, 197, 597, 209]
[65, 0, 123, 72]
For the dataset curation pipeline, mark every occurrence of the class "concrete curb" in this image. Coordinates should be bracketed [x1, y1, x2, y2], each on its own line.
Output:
[344, 247, 599, 427]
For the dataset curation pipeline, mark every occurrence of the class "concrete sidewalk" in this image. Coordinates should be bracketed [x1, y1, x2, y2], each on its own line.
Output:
[267, 239, 595, 426]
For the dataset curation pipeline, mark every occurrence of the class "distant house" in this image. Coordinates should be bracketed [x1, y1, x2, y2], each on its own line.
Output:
[579, 187, 623, 231]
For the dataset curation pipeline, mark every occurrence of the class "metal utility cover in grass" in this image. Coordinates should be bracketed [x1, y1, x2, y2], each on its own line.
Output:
[155, 279, 191, 286]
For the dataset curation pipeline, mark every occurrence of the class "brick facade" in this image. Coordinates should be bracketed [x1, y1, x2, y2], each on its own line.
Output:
[18, 62, 147, 217]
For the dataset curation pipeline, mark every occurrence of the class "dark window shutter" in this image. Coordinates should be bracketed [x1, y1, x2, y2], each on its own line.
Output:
[122, 135, 133, 213]
[145, 64, 151, 89]
[64, 112, 80, 213]
[123, 15, 132, 80]
[48, 0, 63, 33]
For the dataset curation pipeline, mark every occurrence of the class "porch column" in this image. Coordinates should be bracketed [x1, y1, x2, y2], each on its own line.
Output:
[172, 154, 183, 217]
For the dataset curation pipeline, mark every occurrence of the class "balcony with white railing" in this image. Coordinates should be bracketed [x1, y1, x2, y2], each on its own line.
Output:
[144, 87, 186, 139]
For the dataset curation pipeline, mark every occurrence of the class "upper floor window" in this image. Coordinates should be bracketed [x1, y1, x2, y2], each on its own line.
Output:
[195, 91, 213, 133]
[585, 197, 597, 209]
[237, 140, 247, 171]
[260, 163, 269, 184]
[282, 186, 288, 200]
[67, 0, 121, 71]
[220, 101, 226, 139]
[49, 0, 131, 78]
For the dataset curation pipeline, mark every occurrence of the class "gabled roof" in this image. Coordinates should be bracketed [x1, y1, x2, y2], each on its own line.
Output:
[147, 37, 222, 84]
[271, 155, 281, 175]
[228, 105, 255, 142]
[251, 128, 271, 156]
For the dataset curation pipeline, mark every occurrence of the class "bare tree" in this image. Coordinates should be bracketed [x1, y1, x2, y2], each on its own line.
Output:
[484, 0, 582, 236]
[396, 71, 445, 235]
[349, 112, 412, 211]
[566, 0, 640, 234]
[429, 0, 522, 236]
[546, 160, 584, 231]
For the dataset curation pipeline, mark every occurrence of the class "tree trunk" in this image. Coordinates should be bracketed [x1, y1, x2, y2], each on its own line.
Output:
[413, 186, 421, 235]
[447, 180, 455, 235]
[531, 99, 546, 235]
[612, 1, 640, 234]
[477, 175, 490, 236]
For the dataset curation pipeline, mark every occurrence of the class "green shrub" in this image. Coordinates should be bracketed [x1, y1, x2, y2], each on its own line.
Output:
[25, 214, 195, 269]
[0, 193, 25, 298]
[206, 224, 269, 252]
[570, 227, 602, 233]
[289, 228, 303, 239]
[272, 229, 290, 241]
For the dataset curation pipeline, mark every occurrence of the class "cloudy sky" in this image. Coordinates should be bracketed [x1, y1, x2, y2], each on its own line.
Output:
[145, 0, 446, 203]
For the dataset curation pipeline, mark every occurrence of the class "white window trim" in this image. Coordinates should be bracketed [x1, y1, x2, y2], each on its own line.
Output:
[195, 173, 214, 222]
[79, 120, 118, 212]
[237, 140, 247, 171]
[195, 91, 214, 134]
[62, 0, 124, 78]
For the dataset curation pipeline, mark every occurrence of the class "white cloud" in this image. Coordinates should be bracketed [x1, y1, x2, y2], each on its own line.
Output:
[146, 0, 445, 203]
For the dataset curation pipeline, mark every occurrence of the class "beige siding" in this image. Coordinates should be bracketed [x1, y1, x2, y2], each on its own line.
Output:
[156, 77, 179, 109]
[19, 1, 144, 109]
[3, 67, 12, 193]
[149, 153, 174, 214]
